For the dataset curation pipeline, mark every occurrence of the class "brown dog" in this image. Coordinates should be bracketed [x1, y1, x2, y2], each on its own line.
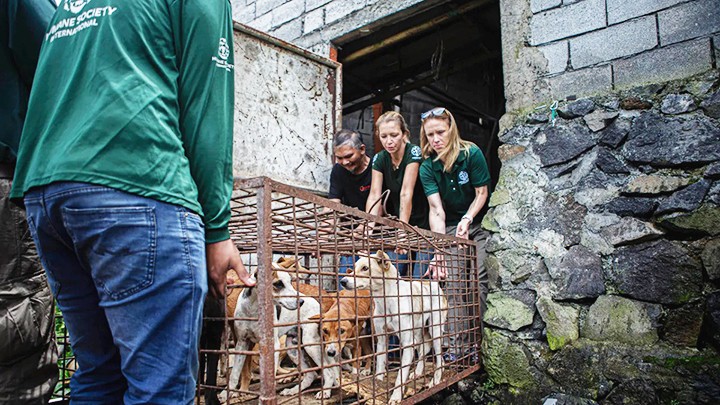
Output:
[312, 289, 374, 374]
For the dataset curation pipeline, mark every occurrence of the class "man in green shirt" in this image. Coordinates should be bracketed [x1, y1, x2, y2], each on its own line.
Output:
[11, 0, 254, 402]
[0, 0, 58, 402]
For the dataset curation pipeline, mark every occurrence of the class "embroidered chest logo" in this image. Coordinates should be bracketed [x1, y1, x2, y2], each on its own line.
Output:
[458, 170, 469, 185]
[64, 0, 91, 14]
[48, 1, 117, 42]
[410, 145, 421, 158]
[212, 38, 234, 72]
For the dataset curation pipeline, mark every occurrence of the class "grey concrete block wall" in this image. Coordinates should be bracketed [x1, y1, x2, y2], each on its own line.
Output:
[509, 0, 720, 113]
[229, 0, 718, 114]
[231, 0, 429, 49]
[569, 16, 657, 69]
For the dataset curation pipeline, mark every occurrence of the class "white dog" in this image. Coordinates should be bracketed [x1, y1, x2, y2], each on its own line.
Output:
[276, 268, 340, 400]
[340, 251, 448, 405]
[226, 266, 301, 397]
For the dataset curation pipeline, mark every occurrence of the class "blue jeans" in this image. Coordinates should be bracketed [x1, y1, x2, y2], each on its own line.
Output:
[24, 182, 207, 404]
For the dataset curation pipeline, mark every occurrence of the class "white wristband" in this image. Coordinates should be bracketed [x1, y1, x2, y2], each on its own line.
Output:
[461, 214, 473, 224]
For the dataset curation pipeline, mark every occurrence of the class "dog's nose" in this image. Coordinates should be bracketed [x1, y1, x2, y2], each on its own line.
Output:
[339, 278, 348, 288]
[327, 348, 336, 357]
[298, 298, 304, 307]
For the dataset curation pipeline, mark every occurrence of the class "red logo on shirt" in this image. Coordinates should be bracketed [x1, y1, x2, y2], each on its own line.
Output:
[359, 185, 371, 192]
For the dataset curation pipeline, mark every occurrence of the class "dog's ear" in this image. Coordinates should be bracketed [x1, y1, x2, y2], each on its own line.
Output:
[308, 314, 321, 321]
[277, 257, 297, 269]
[375, 250, 391, 272]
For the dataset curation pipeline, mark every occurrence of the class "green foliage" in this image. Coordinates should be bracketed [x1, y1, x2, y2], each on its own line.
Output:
[53, 305, 73, 398]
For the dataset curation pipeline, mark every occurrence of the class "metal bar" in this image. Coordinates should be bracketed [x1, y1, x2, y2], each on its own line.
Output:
[256, 181, 277, 405]
[342, 0, 492, 64]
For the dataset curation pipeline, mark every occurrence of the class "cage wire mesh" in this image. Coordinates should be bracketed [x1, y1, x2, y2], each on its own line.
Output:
[200, 177, 484, 405]
[49, 177, 484, 405]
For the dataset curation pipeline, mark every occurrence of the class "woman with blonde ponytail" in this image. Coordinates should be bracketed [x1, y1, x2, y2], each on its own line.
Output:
[418, 107, 490, 362]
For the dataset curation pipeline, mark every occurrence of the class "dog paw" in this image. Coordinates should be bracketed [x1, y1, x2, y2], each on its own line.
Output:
[280, 386, 300, 396]
[315, 390, 332, 400]
[360, 368, 373, 377]
[216, 390, 228, 403]
[375, 372, 386, 381]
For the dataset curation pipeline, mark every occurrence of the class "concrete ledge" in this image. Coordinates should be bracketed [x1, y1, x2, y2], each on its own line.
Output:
[547, 64, 612, 100]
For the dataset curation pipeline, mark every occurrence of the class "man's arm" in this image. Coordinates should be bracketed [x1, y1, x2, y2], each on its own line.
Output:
[8, 0, 55, 89]
[172, 0, 253, 296]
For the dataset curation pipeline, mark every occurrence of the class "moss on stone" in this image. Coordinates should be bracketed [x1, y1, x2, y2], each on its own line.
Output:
[482, 329, 537, 389]
[659, 205, 720, 236]
[645, 354, 720, 371]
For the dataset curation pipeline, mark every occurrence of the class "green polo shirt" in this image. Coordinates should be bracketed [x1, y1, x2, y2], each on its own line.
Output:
[419, 144, 490, 226]
[11, 0, 235, 243]
[372, 143, 429, 229]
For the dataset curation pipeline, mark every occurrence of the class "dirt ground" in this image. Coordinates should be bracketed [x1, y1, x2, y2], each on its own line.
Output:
[201, 360, 459, 405]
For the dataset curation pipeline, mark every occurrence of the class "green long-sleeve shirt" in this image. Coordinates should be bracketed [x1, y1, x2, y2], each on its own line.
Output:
[11, 0, 236, 243]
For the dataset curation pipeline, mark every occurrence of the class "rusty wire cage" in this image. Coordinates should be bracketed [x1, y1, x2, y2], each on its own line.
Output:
[199, 177, 484, 405]
[48, 176, 484, 405]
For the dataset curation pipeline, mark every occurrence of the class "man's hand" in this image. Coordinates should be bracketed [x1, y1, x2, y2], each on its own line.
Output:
[206, 238, 255, 298]
[424, 253, 446, 280]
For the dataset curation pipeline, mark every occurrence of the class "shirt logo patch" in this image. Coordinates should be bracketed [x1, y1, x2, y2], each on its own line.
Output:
[212, 38, 234, 72]
[458, 170, 469, 185]
[411, 145, 421, 158]
[64, 0, 92, 14]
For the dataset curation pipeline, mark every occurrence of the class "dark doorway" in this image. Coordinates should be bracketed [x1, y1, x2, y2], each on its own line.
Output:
[333, 0, 504, 195]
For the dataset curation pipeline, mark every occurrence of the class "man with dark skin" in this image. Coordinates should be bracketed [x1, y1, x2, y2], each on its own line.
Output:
[0, 0, 58, 402]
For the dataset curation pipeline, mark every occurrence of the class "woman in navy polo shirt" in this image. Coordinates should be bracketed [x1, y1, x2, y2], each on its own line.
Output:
[418, 107, 490, 362]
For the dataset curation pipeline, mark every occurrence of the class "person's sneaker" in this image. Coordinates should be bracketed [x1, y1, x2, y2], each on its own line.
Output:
[442, 352, 458, 363]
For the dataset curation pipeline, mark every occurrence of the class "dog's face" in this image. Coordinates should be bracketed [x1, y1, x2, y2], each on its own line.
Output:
[319, 318, 356, 359]
[339, 251, 397, 291]
[272, 267, 302, 310]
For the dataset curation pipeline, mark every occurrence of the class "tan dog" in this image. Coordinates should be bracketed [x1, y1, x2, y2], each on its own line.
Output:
[312, 289, 374, 375]
[340, 251, 448, 405]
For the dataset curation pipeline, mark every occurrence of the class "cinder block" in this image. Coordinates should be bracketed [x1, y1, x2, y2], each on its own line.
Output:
[538, 41, 568, 74]
[269, 19, 303, 42]
[248, 11, 273, 33]
[613, 38, 713, 89]
[547, 65, 613, 100]
[271, 0, 305, 27]
[306, 0, 333, 10]
[232, 1, 256, 23]
[659, 0, 720, 46]
[304, 7, 325, 35]
[530, 0, 606, 46]
[325, 0, 368, 24]
[531, 0, 561, 14]
[570, 16, 657, 68]
[607, 0, 684, 24]
[256, 0, 288, 17]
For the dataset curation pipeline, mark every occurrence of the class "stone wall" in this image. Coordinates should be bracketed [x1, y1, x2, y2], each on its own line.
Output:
[502, 0, 720, 113]
[480, 72, 720, 403]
